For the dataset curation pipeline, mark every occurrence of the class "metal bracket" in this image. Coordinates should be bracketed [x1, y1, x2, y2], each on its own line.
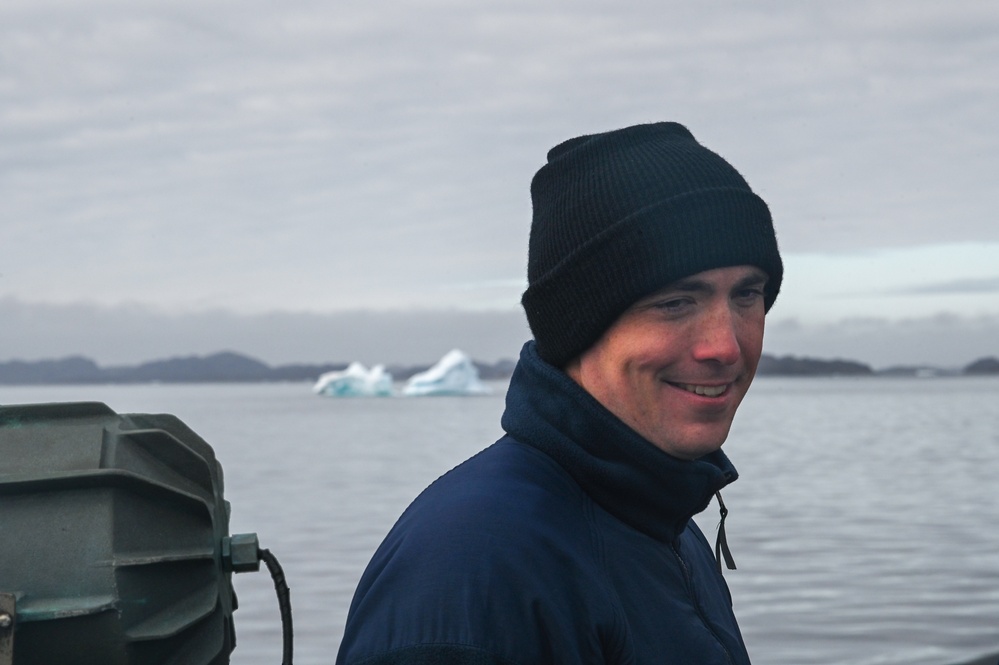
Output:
[0, 592, 14, 665]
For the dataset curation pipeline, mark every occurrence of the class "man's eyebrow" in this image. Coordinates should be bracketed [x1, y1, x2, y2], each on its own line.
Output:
[733, 271, 769, 290]
[661, 270, 769, 295]
[666, 277, 714, 294]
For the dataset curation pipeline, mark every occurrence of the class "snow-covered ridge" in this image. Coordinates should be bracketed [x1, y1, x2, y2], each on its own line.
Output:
[313, 362, 393, 397]
[401, 349, 490, 397]
[313, 349, 490, 397]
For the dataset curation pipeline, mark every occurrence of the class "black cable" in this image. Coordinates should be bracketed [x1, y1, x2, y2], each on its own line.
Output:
[258, 548, 293, 665]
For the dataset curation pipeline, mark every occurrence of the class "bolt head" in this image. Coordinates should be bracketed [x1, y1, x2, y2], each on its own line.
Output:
[223, 533, 260, 573]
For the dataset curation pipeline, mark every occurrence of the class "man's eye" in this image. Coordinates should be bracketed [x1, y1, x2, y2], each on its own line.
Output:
[656, 298, 692, 312]
[735, 288, 765, 302]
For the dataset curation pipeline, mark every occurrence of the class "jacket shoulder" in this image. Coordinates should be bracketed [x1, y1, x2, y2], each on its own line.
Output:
[337, 438, 624, 665]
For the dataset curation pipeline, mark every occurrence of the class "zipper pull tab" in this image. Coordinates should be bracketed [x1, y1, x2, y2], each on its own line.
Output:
[714, 491, 737, 573]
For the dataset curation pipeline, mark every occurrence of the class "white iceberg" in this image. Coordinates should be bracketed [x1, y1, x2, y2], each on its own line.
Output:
[402, 349, 491, 397]
[313, 362, 394, 397]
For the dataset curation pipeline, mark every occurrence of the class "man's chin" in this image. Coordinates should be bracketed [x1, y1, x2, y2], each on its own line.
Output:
[652, 426, 733, 460]
[650, 439, 726, 461]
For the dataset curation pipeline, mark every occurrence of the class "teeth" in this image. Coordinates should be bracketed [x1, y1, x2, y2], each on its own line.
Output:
[678, 383, 727, 397]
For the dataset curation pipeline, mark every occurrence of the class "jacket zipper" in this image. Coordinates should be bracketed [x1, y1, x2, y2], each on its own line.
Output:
[669, 542, 735, 665]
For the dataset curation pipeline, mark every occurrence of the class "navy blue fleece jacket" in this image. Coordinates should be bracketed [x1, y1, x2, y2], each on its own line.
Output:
[336, 342, 750, 665]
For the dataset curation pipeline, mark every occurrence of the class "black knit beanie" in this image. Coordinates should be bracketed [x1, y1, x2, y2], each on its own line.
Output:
[521, 121, 783, 367]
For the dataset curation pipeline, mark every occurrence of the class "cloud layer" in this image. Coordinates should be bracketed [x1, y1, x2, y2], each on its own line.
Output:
[0, 297, 532, 366]
[4, 0, 999, 313]
[3, 1, 998, 366]
[1, 298, 995, 369]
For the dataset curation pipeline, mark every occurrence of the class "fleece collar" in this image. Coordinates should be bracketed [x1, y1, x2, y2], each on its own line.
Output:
[501, 341, 738, 544]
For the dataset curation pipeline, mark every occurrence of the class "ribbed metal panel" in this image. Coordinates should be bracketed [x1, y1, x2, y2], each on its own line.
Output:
[0, 403, 237, 664]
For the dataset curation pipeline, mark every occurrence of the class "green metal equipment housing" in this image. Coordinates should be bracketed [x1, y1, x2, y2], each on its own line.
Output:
[0, 402, 244, 664]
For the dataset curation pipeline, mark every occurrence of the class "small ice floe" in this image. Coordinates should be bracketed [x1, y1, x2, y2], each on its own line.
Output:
[313, 362, 394, 397]
[402, 349, 490, 397]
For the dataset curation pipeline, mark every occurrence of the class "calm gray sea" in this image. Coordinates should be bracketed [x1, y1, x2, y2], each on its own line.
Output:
[2, 376, 998, 665]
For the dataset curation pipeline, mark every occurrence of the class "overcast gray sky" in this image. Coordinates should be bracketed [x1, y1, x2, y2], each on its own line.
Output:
[2, 0, 998, 367]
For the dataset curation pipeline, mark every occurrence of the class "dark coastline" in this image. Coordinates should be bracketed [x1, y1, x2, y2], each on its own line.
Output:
[953, 653, 999, 665]
[0, 351, 517, 385]
[0, 351, 997, 385]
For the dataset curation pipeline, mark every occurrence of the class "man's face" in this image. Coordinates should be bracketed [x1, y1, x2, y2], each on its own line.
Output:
[565, 265, 767, 460]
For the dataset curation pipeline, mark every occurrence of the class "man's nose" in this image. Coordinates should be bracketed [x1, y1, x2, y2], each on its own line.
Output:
[691, 306, 741, 365]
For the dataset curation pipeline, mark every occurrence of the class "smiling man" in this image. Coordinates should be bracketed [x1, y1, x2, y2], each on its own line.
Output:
[337, 122, 782, 665]
[564, 265, 769, 461]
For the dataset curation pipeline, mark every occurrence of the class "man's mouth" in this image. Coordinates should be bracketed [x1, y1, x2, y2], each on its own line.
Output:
[669, 382, 730, 397]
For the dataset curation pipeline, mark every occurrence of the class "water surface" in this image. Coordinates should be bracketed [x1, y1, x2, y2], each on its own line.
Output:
[2, 376, 997, 664]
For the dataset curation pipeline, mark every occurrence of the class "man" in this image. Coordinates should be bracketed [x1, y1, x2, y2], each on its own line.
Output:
[336, 121, 782, 664]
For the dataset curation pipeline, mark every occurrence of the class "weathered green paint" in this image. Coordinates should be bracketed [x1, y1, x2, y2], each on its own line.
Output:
[0, 592, 15, 665]
[0, 403, 241, 664]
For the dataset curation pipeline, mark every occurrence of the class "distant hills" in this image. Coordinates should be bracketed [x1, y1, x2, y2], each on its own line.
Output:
[0, 351, 996, 385]
[0, 352, 516, 386]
